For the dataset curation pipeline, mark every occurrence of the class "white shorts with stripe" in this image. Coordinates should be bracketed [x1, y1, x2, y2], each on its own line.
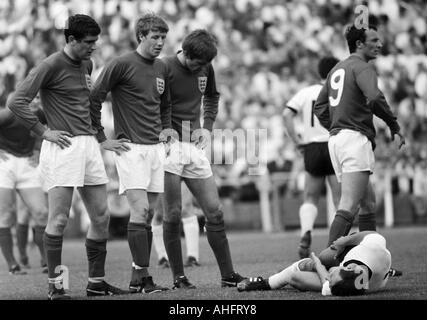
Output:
[115, 142, 165, 195]
[164, 141, 212, 179]
[328, 129, 375, 183]
[39, 135, 108, 191]
[0, 152, 42, 189]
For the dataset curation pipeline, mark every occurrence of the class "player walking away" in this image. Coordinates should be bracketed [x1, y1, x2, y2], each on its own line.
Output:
[90, 13, 171, 294]
[8, 14, 129, 300]
[161, 29, 246, 289]
[283, 56, 341, 259]
[313, 24, 405, 246]
[0, 96, 48, 276]
[237, 231, 392, 296]
[152, 182, 202, 269]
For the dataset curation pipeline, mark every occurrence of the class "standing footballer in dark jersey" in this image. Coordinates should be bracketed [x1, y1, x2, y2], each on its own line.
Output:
[0, 95, 47, 276]
[314, 24, 405, 247]
[90, 13, 170, 294]
[159, 29, 246, 289]
[8, 14, 128, 300]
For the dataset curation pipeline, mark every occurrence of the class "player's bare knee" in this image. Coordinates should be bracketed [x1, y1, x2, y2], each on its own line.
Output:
[146, 208, 155, 225]
[360, 199, 376, 213]
[32, 207, 48, 226]
[51, 214, 69, 233]
[304, 191, 320, 205]
[205, 207, 223, 225]
[165, 206, 182, 224]
[95, 212, 110, 229]
[0, 211, 15, 228]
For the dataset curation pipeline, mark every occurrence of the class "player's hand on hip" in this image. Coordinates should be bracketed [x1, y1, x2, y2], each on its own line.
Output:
[391, 132, 405, 149]
[42, 128, 73, 149]
[0, 150, 9, 162]
[194, 128, 211, 150]
[101, 138, 131, 155]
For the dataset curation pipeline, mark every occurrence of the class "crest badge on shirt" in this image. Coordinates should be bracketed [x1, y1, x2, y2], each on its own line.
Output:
[198, 76, 207, 94]
[156, 78, 165, 94]
[85, 74, 92, 90]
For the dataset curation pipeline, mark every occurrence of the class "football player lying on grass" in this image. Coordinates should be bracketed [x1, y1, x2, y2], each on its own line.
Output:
[238, 231, 399, 296]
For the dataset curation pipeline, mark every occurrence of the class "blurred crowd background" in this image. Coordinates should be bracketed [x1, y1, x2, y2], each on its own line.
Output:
[1, 0, 427, 231]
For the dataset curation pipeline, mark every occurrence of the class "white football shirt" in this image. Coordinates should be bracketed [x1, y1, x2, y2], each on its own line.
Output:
[341, 233, 391, 291]
[285, 84, 330, 144]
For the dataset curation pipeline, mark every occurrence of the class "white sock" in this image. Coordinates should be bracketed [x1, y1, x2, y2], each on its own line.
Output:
[182, 215, 199, 260]
[88, 277, 104, 283]
[299, 203, 318, 237]
[152, 224, 168, 260]
[132, 262, 145, 270]
[268, 261, 300, 289]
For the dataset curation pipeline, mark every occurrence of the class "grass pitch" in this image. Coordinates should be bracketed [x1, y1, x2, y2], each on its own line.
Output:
[1, 226, 427, 301]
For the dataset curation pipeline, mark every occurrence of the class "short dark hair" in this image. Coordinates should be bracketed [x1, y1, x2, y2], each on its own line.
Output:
[182, 29, 218, 62]
[344, 24, 378, 53]
[135, 12, 169, 43]
[330, 269, 367, 296]
[318, 56, 339, 79]
[64, 14, 101, 43]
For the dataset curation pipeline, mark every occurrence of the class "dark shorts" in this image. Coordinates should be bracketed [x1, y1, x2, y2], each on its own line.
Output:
[303, 142, 335, 177]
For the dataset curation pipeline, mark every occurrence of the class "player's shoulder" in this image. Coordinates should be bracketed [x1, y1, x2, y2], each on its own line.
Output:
[293, 83, 322, 98]
[42, 51, 63, 68]
[303, 83, 323, 94]
[342, 55, 373, 74]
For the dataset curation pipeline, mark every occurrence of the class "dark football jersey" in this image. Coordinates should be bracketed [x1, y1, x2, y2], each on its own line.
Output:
[162, 54, 219, 141]
[314, 55, 400, 149]
[90, 51, 170, 144]
[8, 51, 96, 137]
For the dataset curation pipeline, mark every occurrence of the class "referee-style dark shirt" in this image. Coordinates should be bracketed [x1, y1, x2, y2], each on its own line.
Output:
[90, 51, 170, 145]
[162, 54, 220, 141]
[7, 50, 97, 137]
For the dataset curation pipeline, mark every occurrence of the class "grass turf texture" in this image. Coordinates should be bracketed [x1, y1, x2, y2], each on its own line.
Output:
[1, 226, 426, 300]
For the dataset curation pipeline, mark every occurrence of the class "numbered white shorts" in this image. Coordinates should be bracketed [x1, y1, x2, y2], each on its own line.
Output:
[115, 143, 165, 194]
[164, 141, 212, 179]
[328, 129, 375, 183]
[39, 135, 109, 191]
[0, 152, 42, 189]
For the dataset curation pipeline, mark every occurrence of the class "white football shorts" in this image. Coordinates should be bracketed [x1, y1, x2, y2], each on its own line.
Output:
[0, 151, 42, 189]
[39, 135, 109, 191]
[115, 142, 165, 194]
[328, 129, 375, 183]
[164, 141, 212, 179]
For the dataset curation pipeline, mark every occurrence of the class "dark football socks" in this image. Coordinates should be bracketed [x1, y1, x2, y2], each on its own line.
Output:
[16, 224, 29, 261]
[163, 221, 184, 279]
[327, 210, 354, 246]
[128, 222, 150, 277]
[0, 227, 17, 268]
[146, 224, 153, 259]
[33, 226, 47, 265]
[205, 220, 234, 278]
[358, 212, 377, 231]
[86, 238, 107, 279]
[43, 232, 63, 279]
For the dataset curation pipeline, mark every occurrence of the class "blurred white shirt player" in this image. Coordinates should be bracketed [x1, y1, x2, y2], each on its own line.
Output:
[283, 56, 341, 259]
